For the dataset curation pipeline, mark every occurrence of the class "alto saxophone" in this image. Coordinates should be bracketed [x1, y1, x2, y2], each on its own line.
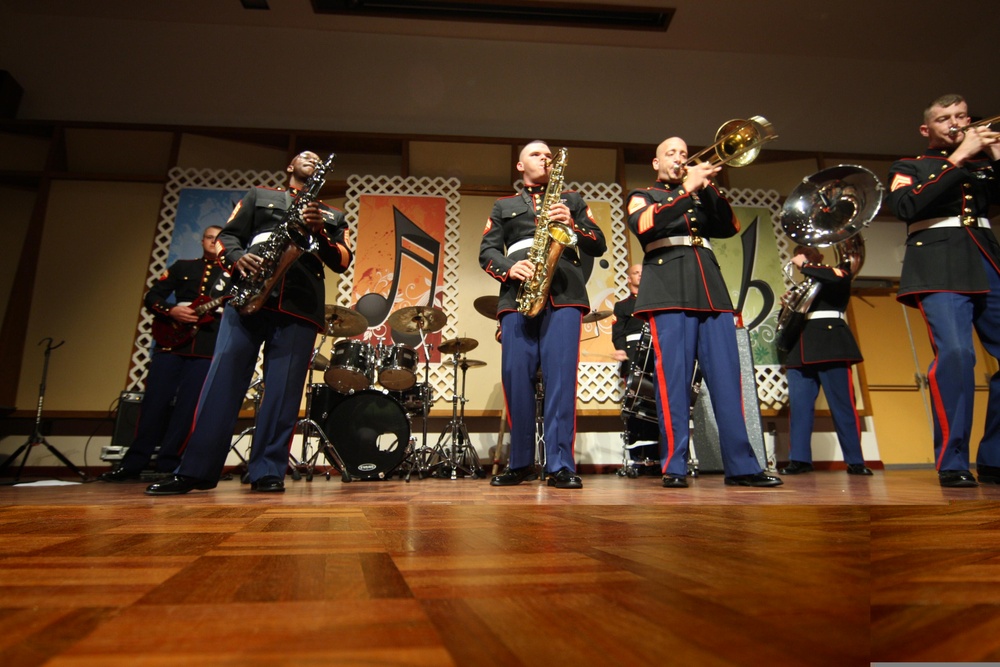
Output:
[515, 147, 578, 317]
[228, 153, 336, 316]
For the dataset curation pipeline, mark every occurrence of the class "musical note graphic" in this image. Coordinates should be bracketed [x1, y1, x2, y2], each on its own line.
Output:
[735, 216, 776, 331]
[355, 206, 441, 346]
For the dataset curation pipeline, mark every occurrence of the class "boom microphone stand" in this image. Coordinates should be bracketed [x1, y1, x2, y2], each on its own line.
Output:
[0, 338, 88, 482]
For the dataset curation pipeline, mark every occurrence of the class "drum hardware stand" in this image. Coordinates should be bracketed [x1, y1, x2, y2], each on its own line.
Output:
[399, 329, 435, 482]
[533, 370, 546, 479]
[428, 352, 484, 479]
[288, 337, 345, 482]
[226, 378, 262, 483]
[0, 338, 88, 482]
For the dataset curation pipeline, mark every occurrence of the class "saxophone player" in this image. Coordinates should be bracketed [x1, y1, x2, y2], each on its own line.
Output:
[480, 140, 606, 488]
[146, 151, 353, 495]
[625, 137, 781, 488]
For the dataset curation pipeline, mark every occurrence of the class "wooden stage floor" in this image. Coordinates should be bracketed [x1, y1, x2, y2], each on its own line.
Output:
[1, 469, 999, 666]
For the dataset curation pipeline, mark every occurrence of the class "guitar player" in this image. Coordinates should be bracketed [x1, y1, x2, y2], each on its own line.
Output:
[99, 225, 228, 482]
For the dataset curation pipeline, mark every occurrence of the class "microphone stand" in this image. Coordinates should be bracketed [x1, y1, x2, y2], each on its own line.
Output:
[0, 338, 88, 482]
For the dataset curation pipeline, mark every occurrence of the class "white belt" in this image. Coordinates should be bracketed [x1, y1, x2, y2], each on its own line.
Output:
[908, 216, 991, 233]
[251, 231, 273, 246]
[806, 311, 845, 321]
[644, 235, 712, 252]
[625, 333, 642, 342]
[507, 238, 534, 256]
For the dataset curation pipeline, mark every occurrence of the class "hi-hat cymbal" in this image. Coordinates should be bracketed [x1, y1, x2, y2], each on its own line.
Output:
[439, 337, 479, 355]
[386, 305, 448, 334]
[473, 295, 499, 319]
[461, 359, 487, 368]
[324, 305, 369, 337]
[582, 310, 613, 324]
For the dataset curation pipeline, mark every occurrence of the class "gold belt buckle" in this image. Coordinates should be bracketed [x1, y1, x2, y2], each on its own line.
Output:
[961, 216, 975, 227]
[690, 235, 704, 247]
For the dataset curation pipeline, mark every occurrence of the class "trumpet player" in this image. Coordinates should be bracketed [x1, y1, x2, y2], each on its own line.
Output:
[779, 246, 870, 477]
[625, 137, 781, 488]
[886, 94, 1000, 488]
[480, 141, 606, 489]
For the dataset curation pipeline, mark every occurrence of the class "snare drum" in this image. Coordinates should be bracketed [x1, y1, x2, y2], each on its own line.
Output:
[325, 340, 375, 393]
[377, 343, 418, 391]
[621, 324, 658, 424]
[320, 389, 409, 480]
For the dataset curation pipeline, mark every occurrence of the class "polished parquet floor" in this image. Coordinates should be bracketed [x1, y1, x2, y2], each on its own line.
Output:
[1, 468, 999, 666]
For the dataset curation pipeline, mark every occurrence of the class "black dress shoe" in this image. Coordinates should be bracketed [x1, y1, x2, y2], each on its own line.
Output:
[725, 472, 784, 487]
[846, 464, 873, 476]
[144, 475, 216, 496]
[939, 470, 978, 488]
[662, 475, 688, 488]
[99, 467, 141, 483]
[778, 461, 813, 475]
[977, 464, 1000, 485]
[547, 468, 583, 489]
[250, 476, 285, 493]
[490, 466, 539, 487]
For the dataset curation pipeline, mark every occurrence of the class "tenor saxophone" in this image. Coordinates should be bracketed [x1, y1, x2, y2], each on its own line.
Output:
[228, 153, 336, 316]
[515, 147, 578, 317]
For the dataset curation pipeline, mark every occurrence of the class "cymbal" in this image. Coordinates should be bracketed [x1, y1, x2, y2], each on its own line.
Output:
[386, 305, 448, 334]
[461, 359, 487, 368]
[310, 352, 330, 372]
[324, 305, 368, 337]
[473, 295, 499, 319]
[439, 337, 479, 355]
[582, 309, 613, 324]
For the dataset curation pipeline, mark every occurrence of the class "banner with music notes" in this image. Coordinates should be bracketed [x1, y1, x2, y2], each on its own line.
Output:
[350, 194, 447, 360]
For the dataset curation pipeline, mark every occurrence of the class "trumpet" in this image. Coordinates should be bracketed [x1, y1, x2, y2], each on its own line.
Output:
[948, 113, 1000, 137]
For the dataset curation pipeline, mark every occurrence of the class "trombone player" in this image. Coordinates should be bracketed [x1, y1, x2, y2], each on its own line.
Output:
[625, 137, 781, 488]
[886, 94, 1000, 488]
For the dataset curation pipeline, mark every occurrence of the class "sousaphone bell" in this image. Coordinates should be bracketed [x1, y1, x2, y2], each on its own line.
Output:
[774, 165, 884, 353]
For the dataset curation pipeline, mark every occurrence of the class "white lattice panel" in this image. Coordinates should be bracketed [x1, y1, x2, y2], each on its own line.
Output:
[128, 168, 285, 392]
[343, 175, 462, 400]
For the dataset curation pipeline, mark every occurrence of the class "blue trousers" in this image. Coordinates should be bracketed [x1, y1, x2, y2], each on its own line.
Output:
[649, 311, 762, 478]
[177, 306, 316, 483]
[917, 254, 1000, 471]
[500, 306, 581, 473]
[120, 352, 211, 473]
[786, 363, 864, 466]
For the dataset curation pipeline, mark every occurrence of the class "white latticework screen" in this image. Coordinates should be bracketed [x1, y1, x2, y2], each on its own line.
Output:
[127, 168, 284, 390]
[343, 175, 462, 403]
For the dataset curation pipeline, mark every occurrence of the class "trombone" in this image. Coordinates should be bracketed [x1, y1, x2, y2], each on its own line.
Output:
[686, 115, 778, 169]
[948, 113, 1000, 137]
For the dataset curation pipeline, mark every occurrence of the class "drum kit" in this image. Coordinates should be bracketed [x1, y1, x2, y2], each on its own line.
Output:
[292, 301, 488, 482]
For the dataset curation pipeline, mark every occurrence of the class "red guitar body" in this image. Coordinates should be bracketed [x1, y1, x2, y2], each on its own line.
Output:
[151, 295, 225, 348]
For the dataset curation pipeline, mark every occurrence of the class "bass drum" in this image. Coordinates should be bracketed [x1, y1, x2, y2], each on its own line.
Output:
[621, 324, 658, 424]
[323, 389, 409, 480]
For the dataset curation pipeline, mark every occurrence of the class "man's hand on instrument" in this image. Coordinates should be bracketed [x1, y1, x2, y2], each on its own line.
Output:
[235, 253, 264, 278]
[509, 259, 535, 282]
[301, 203, 325, 234]
[548, 201, 571, 224]
[169, 305, 198, 324]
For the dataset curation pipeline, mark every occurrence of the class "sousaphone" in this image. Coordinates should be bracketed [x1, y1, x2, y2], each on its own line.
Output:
[774, 165, 884, 353]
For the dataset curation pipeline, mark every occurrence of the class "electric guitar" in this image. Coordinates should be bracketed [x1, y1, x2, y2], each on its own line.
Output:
[151, 294, 227, 348]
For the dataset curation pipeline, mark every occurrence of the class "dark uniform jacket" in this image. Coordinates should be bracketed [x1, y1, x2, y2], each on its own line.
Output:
[480, 185, 607, 315]
[782, 263, 863, 368]
[146, 257, 228, 358]
[612, 294, 646, 375]
[219, 186, 353, 330]
[886, 148, 1000, 307]
[625, 180, 740, 315]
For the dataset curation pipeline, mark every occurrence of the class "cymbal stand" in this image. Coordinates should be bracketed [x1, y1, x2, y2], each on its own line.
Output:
[400, 328, 434, 482]
[227, 378, 262, 483]
[429, 352, 484, 479]
[0, 338, 87, 482]
[288, 334, 344, 481]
